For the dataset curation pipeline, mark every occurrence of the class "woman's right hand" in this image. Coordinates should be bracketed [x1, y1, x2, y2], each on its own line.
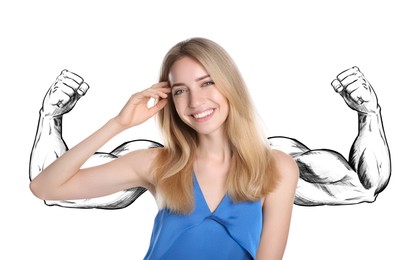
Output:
[114, 82, 171, 129]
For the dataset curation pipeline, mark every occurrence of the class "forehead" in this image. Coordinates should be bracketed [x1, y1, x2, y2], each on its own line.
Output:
[168, 56, 209, 83]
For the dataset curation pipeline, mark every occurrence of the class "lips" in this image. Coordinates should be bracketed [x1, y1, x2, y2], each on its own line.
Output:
[192, 109, 215, 119]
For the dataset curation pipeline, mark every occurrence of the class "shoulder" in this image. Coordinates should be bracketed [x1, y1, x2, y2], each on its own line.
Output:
[261, 149, 298, 211]
[270, 149, 299, 183]
[123, 146, 162, 163]
[131, 146, 164, 156]
[122, 147, 166, 188]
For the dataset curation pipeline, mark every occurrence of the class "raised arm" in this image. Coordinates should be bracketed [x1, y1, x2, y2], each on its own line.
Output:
[29, 70, 88, 183]
[332, 67, 391, 196]
[29, 70, 168, 209]
[270, 67, 391, 206]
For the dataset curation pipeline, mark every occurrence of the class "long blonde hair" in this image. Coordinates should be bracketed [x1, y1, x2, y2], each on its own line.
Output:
[152, 37, 278, 214]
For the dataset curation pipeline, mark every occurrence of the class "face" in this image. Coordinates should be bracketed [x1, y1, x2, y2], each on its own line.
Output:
[168, 56, 229, 136]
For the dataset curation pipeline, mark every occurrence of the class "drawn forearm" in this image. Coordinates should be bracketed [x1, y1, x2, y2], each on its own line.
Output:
[29, 111, 151, 209]
[29, 111, 67, 181]
[350, 106, 391, 194]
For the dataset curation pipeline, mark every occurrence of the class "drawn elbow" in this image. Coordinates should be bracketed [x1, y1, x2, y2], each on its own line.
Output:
[362, 189, 377, 203]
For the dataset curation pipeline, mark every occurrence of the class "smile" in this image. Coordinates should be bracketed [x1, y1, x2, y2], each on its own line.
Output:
[192, 109, 215, 119]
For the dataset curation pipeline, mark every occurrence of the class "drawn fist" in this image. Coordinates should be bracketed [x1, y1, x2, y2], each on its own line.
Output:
[41, 69, 89, 117]
[331, 66, 379, 114]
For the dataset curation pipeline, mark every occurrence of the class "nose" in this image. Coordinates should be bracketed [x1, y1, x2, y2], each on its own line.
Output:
[188, 88, 204, 108]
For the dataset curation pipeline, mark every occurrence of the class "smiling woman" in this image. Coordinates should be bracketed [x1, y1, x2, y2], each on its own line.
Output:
[149, 38, 298, 259]
[30, 37, 299, 260]
[170, 58, 230, 136]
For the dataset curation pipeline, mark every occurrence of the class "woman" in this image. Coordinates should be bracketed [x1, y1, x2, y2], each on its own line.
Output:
[30, 37, 299, 259]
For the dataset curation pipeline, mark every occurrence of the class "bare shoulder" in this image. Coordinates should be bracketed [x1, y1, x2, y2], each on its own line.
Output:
[127, 146, 163, 159]
[271, 149, 299, 183]
[122, 147, 165, 189]
[262, 149, 298, 210]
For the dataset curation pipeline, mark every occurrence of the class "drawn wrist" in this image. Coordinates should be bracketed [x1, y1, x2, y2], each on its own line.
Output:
[39, 108, 60, 119]
[358, 105, 381, 116]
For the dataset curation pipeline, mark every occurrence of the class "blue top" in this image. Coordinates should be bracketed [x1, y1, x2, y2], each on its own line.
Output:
[143, 173, 263, 259]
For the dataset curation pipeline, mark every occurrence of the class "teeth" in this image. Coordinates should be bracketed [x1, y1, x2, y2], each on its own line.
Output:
[193, 109, 214, 119]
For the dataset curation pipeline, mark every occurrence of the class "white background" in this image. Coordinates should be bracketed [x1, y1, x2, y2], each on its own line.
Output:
[1, 0, 419, 259]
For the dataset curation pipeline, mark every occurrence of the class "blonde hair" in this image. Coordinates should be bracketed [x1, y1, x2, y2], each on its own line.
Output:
[152, 37, 278, 214]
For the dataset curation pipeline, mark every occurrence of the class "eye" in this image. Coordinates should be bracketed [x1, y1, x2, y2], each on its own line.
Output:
[173, 88, 187, 96]
[202, 80, 215, 87]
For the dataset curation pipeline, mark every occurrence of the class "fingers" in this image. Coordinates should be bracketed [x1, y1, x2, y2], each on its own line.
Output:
[129, 82, 171, 107]
[145, 88, 170, 99]
[147, 84, 170, 111]
[57, 70, 83, 89]
[48, 69, 89, 108]
[151, 81, 170, 89]
[150, 87, 171, 113]
[49, 88, 71, 108]
[331, 79, 344, 93]
[331, 66, 359, 92]
[116, 82, 171, 127]
[148, 97, 169, 113]
[77, 82, 89, 96]
[61, 69, 84, 84]
[56, 69, 89, 96]
[336, 66, 360, 82]
[331, 66, 370, 104]
[144, 82, 171, 100]
[349, 87, 371, 104]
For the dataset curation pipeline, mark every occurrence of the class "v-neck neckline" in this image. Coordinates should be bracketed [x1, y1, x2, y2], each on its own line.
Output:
[193, 173, 227, 214]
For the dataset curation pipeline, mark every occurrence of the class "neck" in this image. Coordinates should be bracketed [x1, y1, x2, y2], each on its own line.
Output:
[196, 131, 231, 163]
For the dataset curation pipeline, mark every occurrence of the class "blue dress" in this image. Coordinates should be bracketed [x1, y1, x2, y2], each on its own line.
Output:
[143, 173, 263, 259]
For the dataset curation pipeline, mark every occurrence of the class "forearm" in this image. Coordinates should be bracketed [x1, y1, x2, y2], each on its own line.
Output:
[350, 106, 391, 193]
[39, 151, 145, 209]
[30, 117, 125, 199]
[29, 110, 67, 181]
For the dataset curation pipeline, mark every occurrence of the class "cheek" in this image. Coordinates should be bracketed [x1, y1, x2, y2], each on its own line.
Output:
[215, 93, 229, 111]
[172, 98, 186, 116]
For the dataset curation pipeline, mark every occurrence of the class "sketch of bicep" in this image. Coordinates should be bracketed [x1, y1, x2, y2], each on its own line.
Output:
[29, 66, 391, 209]
[270, 138, 376, 205]
[45, 140, 163, 209]
[270, 66, 391, 206]
[29, 69, 162, 209]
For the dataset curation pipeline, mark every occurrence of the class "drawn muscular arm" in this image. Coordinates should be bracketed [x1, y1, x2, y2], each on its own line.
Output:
[29, 70, 154, 209]
[270, 67, 391, 205]
[32, 68, 390, 208]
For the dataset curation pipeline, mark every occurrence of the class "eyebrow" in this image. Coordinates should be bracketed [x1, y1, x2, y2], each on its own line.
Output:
[171, 74, 211, 88]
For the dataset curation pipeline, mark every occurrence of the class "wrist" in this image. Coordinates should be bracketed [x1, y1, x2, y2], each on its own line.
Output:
[358, 105, 381, 116]
[107, 117, 128, 134]
[39, 108, 61, 119]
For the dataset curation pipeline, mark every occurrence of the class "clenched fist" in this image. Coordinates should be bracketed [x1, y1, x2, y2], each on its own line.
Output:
[331, 66, 379, 114]
[41, 69, 89, 117]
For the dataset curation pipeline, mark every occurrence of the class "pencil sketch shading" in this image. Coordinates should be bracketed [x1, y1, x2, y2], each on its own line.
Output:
[29, 67, 391, 209]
